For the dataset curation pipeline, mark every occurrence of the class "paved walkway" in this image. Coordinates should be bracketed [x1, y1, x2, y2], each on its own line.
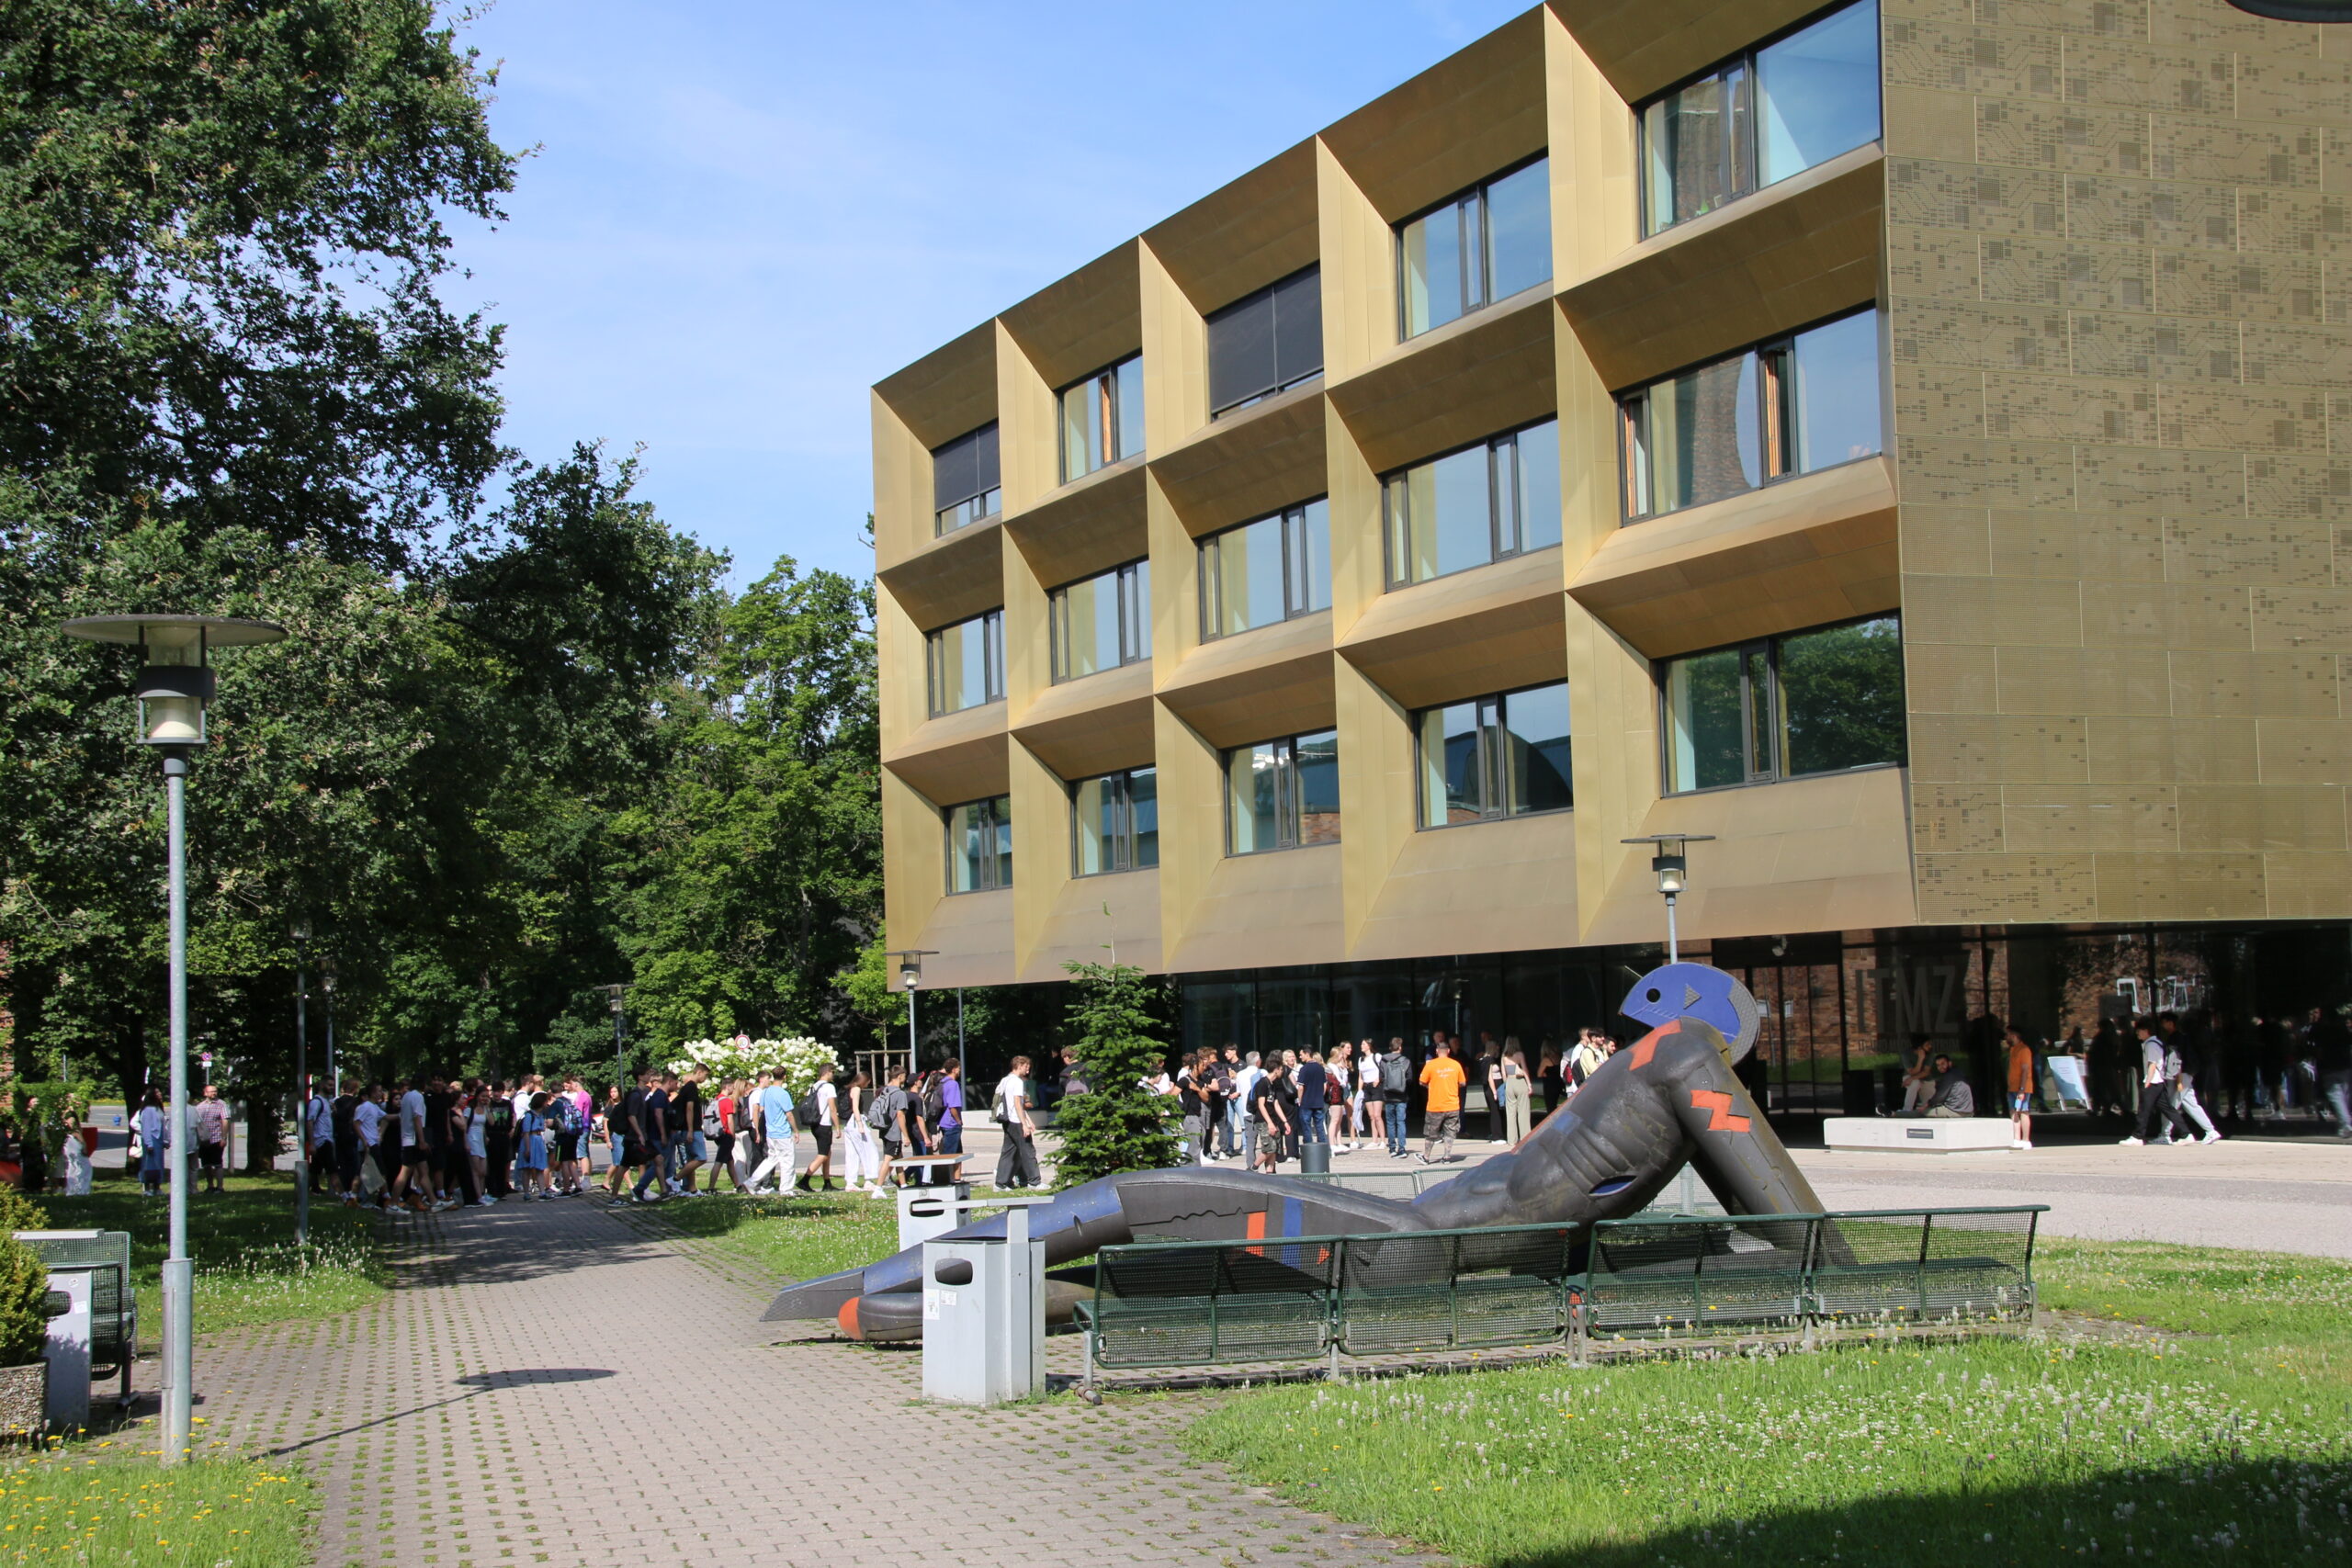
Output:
[198, 1196, 1450, 1568]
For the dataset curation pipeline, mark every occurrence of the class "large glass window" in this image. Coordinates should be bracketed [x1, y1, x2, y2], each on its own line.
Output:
[1050, 559, 1150, 682]
[1073, 767, 1158, 875]
[1383, 419, 1561, 587]
[932, 422, 1001, 536]
[1661, 614, 1904, 793]
[946, 795, 1012, 893]
[1057, 354, 1144, 482]
[1621, 309, 1882, 520]
[1200, 499, 1329, 639]
[1398, 157, 1552, 340]
[1227, 729, 1340, 854]
[1417, 682, 1573, 829]
[924, 609, 1003, 716]
[1640, 1, 1880, 237]
[1207, 265, 1322, 417]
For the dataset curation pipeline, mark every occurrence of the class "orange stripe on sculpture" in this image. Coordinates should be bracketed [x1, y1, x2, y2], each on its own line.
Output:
[1688, 1088, 1751, 1134]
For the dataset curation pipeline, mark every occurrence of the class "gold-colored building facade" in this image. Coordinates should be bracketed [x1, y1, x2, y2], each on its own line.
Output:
[871, 1, 2352, 1044]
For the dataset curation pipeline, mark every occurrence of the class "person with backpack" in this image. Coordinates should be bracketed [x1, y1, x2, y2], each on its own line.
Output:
[869, 1066, 914, 1189]
[795, 1063, 839, 1193]
[933, 1059, 964, 1169]
[1379, 1038, 1411, 1157]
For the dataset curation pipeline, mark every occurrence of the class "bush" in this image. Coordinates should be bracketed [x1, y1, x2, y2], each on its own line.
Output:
[0, 1236, 49, 1367]
[0, 1188, 50, 1235]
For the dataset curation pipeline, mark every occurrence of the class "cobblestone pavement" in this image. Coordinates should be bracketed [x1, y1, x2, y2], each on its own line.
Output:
[198, 1196, 1452, 1568]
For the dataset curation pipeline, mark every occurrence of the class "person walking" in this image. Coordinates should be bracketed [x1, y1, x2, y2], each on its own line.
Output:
[330, 1078, 364, 1203]
[1178, 1053, 1211, 1167]
[1360, 1043, 1385, 1158]
[2120, 1020, 2183, 1145]
[835, 1071, 880, 1193]
[798, 1064, 840, 1192]
[462, 1084, 494, 1206]
[1295, 1050, 1328, 1150]
[2004, 1027, 2037, 1150]
[870, 1067, 914, 1190]
[993, 1057, 1042, 1189]
[1418, 1041, 1467, 1164]
[1216, 1045, 1243, 1160]
[483, 1081, 514, 1200]
[513, 1093, 551, 1199]
[1500, 1043, 1532, 1145]
[192, 1084, 230, 1195]
[1479, 1040, 1506, 1145]
[394, 1077, 436, 1212]
[135, 1088, 168, 1198]
[2164, 1016, 2223, 1145]
[2317, 1006, 2352, 1137]
[746, 1071, 799, 1193]
[354, 1084, 389, 1208]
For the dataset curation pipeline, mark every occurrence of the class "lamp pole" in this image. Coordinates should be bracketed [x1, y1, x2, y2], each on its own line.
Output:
[322, 960, 338, 1096]
[291, 919, 311, 1247]
[888, 951, 937, 1080]
[61, 612, 286, 1467]
[602, 984, 629, 1085]
[1622, 834, 1715, 964]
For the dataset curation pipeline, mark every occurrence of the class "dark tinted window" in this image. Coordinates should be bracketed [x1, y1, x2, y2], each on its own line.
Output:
[1208, 265, 1323, 416]
[932, 423, 1001, 534]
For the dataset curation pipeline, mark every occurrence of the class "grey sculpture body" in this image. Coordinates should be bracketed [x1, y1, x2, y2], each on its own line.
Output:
[766, 1012, 1830, 1342]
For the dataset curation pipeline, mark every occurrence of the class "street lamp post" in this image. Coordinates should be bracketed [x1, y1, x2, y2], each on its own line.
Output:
[60, 613, 286, 1468]
[889, 951, 937, 1080]
[1621, 834, 1716, 963]
[290, 918, 311, 1247]
[321, 957, 338, 1095]
[601, 985, 629, 1083]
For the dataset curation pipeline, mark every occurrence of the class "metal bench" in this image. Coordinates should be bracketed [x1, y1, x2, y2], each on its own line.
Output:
[14, 1231, 136, 1406]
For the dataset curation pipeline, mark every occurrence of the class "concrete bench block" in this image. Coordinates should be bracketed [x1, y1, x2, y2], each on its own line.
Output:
[1823, 1117, 2015, 1153]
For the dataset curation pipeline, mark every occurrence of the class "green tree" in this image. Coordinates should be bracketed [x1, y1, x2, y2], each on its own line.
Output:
[1049, 961, 1178, 1185]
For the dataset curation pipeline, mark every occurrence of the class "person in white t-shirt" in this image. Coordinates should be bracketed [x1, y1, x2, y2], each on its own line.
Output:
[993, 1057, 1040, 1189]
[797, 1064, 839, 1193]
[393, 1078, 437, 1212]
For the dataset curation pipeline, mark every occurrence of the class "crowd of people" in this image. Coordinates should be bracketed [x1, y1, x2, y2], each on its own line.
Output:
[1147, 1027, 1625, 1170]
[258, 1055, 1050, 1212]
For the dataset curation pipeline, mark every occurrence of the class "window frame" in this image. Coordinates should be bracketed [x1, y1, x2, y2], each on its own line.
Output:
[1048, 558, 1152, 683]
[1197, 498, 1329, 643]
[1655, 612, 1905, 795]
[931, 422, 1001, 537]
[1634, 0, 1881, 240]
[1223, 728, 1340, 856]
[1617, 306, 1882, 524]
[1056, 352, 1144, 484]
[1412, 680, 1575, 830]
[1393, 152, 1551, 342]
[944, 794, 1013, 894]
[1069, 766, 1158, 877]
[1380, 418, 1561, 591]
[923, 608, 1005, 717]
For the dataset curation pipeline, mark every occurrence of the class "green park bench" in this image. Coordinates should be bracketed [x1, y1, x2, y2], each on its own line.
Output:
[14, 1231, 138, 1407]
[1074, 1206, 2044, 1393]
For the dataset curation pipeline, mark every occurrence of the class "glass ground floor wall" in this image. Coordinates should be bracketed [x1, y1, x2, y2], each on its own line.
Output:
[1174, 921, 2352, 1121]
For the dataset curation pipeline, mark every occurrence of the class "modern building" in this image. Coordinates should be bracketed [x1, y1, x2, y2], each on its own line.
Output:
[872, 0, 2352, 1113]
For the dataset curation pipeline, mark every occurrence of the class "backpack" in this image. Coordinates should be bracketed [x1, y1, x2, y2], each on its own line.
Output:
[550, 1096, 579, 1135]
[796, 1086, 822, 1128]
[1380, 1054, 1409, 1095]
[919, 1076, 947, 1124]
[865, 1088, 895, 1130]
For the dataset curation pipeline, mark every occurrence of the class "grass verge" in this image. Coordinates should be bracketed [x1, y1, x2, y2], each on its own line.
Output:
[1184, 1238, 2352, 1568]
[41, 1175, 388, 1342]
[630, 1190, 901, 1280]
[0, 1450, 312, 1566]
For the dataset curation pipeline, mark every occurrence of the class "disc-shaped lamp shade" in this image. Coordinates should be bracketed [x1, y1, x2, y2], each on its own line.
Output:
[61, 614, 287, 745]
[2227, 1, 2352, 17]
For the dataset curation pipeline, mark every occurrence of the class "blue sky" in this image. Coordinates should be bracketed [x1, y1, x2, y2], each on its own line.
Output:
[444, 1, 1532, 584]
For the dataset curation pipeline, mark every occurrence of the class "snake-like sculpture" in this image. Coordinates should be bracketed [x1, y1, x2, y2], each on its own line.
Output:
[763, 964, 1826, 1341]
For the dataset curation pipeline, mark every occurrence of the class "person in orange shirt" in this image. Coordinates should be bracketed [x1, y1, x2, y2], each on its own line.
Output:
[1417, 1040, 1468, 1165]
[2005, 1026, 2037, 1151]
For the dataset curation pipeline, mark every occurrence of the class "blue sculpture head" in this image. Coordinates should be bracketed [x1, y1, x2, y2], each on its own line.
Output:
[1621, 961, 1761, 1064]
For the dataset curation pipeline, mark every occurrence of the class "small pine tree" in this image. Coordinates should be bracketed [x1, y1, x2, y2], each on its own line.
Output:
[1049, 961, 1179, 1186]
[0, 1190, 48, 1236]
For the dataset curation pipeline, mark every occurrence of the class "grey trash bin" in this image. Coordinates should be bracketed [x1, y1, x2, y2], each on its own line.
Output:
[921, 1202, 1046, 1406]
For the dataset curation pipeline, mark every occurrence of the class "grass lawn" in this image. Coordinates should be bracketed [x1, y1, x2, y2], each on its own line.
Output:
[0, 1451, 313, 1566]
[40, 1174, 388, 1343]
[630, 1190, 902, 1280]
[1185, 1236, 2352, 1568]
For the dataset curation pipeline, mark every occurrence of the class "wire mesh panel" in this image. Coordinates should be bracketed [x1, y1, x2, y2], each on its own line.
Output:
[1809, 1214, 1934, 1324]
[1918, 1209, 2038, 1321]
[1337, 1231, 1461, 1354]
[1451, 1225, 1575, 1350]
[1584, 1217, 1815, 1341]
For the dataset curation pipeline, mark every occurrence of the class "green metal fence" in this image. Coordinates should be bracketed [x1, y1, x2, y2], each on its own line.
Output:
[1075, 1205, 2043, 1391]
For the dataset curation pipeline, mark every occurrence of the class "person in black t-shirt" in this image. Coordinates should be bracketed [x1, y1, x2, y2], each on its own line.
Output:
[1250, 1066, 1293, 1174]
[633, 1075, 671, 1201]
[673, 1069, 707, 1193]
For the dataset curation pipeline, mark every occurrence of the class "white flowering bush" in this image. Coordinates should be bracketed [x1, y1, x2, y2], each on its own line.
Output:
[672, 1035, 839, 1096]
